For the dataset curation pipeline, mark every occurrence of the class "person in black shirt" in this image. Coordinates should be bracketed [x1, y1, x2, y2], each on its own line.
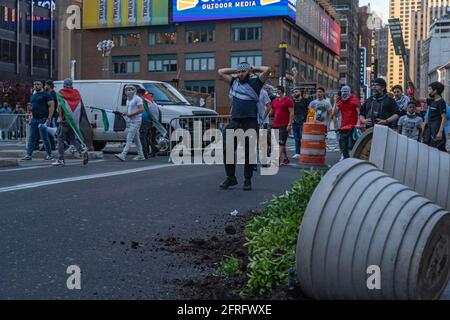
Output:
[45, 80, 58, 150]
[360, 78, 400, 128]
[291, 88, 310, 158]
[422, 82, 447, 151]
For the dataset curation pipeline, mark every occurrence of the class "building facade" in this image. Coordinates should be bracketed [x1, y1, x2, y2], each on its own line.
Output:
[331, 0, 360, 93]
[79, 1, 340, 115]
[411, 0, 450, 94]
[0, 0, 56, 82]
[375, 26, 389, 79]
[387, 0, 422, 90]
[428, 62, 450, 102]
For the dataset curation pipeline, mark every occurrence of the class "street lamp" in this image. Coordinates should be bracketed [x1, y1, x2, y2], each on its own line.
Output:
[97, 40, 115, 78]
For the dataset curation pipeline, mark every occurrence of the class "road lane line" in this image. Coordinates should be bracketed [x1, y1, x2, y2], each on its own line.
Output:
[0, 163, 173, 193]
[0, 160, 105, 173]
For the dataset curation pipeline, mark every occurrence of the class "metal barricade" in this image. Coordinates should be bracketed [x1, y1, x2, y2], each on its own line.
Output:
[0, 114, 27, 141]
[168, 115, 231, 162]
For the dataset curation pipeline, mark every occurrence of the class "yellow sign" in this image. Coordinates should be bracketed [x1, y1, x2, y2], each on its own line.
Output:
[177, 0, 198, 11]
[83, 0, 169, 29]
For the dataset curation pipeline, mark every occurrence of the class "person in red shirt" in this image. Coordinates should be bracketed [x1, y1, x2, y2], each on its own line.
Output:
[268, 86, 294, 165]
[334, 85, 360, 159]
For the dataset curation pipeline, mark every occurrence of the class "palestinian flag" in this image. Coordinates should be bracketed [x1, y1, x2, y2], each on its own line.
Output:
[89, 107, 126, 132]
[56, 89, 94, 150]
[142, 95, 167, 137]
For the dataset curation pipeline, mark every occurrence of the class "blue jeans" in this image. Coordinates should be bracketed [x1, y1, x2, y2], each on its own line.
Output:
[292, 123, 303, 155]
[26, 118, 52, 156]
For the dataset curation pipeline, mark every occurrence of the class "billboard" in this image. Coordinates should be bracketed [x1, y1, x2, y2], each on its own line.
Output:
[388, 18, 406, 57]
[83, 0, 169, 29]
[173, 0, 297, 23]
[296, 0, 340, 55]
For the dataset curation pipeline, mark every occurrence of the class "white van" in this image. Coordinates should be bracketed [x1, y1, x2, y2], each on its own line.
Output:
[54, 80, 218, 151]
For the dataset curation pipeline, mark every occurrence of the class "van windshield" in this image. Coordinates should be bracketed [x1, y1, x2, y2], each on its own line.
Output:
[143, 83, 190, 106]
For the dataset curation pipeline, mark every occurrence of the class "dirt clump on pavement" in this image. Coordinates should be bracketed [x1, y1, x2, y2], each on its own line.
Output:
[159, 210, 306, 300]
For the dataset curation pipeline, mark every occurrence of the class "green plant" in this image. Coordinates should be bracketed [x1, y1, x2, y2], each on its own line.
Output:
[217, 256, 241, 278]
[243, 169, 324, 295]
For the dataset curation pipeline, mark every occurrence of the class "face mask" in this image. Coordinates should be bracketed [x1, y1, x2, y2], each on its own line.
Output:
[127, 92, 135, 99]
[407, 111, 416, 118]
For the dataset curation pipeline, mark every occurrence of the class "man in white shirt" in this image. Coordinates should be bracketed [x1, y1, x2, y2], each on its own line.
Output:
[115, 85, 145, 161]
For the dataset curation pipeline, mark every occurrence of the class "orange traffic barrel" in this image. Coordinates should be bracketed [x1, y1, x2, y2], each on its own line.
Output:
[300, 122, 326, 165]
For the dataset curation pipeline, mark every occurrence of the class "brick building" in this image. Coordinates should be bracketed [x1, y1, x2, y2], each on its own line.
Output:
[77, 1, 340, 115]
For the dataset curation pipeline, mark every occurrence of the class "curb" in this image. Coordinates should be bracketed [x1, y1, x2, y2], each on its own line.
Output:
[0, 158, 19, 167]
[0, 150, 103, 160]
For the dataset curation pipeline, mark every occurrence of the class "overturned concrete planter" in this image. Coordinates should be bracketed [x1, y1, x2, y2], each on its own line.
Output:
[351, 127, 373, 160]
[369, 125, 450, 211]
[296, 158, 450, 300]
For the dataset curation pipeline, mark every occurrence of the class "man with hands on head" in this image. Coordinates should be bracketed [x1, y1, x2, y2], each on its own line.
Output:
[218, 62, 271, 191]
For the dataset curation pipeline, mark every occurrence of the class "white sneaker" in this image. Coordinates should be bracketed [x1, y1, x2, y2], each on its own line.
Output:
[133, 156, 146, 161]
[114, 153, 126, 162]
[52, 159, 65, 166]
[292, 154, 300, 159]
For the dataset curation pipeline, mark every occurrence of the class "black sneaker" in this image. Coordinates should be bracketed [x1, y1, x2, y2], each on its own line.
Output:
[220, 176, 238, 189]
[243, 179, 252, 191]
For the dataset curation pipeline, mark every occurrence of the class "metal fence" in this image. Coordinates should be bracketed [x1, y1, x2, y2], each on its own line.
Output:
[0, 114, 27, 141]
[168, 115, 231, 160]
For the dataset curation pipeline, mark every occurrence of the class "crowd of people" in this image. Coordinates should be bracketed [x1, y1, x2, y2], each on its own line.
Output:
[1, 66, 448, 186]
[218, 61, 448, 190]
[2, 78, 162, 166]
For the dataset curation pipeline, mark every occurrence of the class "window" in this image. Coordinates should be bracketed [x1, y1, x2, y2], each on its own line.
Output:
[113, 56, 140, 74]
[292, 34, 299, 49]
[230, 51, 262, 68]
[285, 53, 291, 71]
[283, 29, 291, 44]
[148, 54, 177, 73]
[186, 25, 215, 44]
[149, 28, 177, 45]
[341, 42, 347, 50]
[291, 56, 299, 75]
[184, 80, 215, 94]
[26, 15, 51, 37]
[232, 23, 262, 41]
[300, 60, 307, 80]
[1, 6, 17, 31]
[185, 52, 215, 72]
[0, 39, 16, 63]
[308, 65, 315, 81]
[33, 46, 49, 68]
[113, 32, 141, 47]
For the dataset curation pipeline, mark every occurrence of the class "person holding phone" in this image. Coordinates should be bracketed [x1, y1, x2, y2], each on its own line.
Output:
[360, 78, 399, 129]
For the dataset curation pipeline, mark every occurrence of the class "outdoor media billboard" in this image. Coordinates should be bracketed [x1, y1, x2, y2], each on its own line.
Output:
[173, 0, 297, 23]
[83, 0, 169, 29]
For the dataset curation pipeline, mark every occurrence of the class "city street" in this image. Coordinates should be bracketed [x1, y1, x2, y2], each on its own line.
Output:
[0, 141, 328, 299]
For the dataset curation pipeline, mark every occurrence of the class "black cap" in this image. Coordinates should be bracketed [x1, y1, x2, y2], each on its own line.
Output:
[373, 78, 387, 87]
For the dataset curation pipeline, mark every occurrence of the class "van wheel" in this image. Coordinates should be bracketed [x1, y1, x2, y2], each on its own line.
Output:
[93, 141, 107, 151]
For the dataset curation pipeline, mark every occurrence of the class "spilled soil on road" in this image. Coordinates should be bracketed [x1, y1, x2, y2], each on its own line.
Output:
[156, 209, 306, 300]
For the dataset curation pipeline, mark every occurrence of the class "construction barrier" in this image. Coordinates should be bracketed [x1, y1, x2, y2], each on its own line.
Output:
[296, 158, 450, 300]
[300, 122, 326, 165]
[354, 125, 450, 211]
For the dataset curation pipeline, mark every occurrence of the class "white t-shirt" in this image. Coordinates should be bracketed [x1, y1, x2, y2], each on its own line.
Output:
[127, 95, 143, 122]
[309, 98, 333, 126]
[257, 89, 271, 126]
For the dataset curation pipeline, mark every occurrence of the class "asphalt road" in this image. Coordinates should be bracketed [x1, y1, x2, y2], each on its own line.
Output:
[1, 140, 449, 300]
[0, 142, 324, 299]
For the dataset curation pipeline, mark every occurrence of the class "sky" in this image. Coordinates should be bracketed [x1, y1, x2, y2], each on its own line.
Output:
[359, 0, 389, 22]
